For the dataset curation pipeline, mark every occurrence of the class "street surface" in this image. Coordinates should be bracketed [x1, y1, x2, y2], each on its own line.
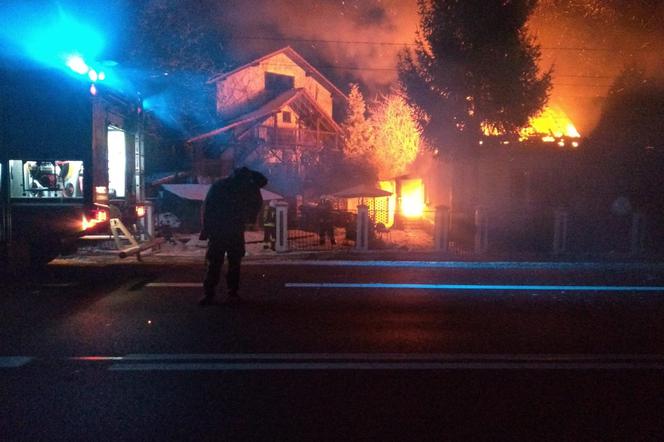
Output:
[2, 259, 664, 440]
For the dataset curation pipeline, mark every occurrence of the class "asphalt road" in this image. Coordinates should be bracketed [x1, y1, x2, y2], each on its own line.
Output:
[2, 260, 664, 440]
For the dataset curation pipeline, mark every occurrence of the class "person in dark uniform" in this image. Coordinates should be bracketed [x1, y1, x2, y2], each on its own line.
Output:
[318, 198, 336, 246]
[198, 167, 267, 305]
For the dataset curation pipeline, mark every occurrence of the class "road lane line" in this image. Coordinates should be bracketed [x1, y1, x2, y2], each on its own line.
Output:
[70, 356, 126, 361]
[0, 357, 32, 368]
[109, 361, 664, 371]
[248, 260, 664, 271]
[285, 282, 664, 292]
[40, 283, 77, 288]
[111, 362, 664, 370]
[108, 353, 664, 370]
[119, 353, 664, 362]
[146, 282, 203, 288]
[145, 282, 664, 292]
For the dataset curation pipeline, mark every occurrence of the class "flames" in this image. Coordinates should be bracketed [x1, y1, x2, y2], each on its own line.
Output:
[520, 106, 581, 142]
[399, 178, 425, 218]
[482, 106, 581, 146]
[379, 178, 426, 228]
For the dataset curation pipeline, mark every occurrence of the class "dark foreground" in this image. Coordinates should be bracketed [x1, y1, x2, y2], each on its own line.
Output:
[2, 260, 664, 440]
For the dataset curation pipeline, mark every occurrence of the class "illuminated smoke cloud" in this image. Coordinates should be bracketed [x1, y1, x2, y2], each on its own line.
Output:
[210, 0, 418, 94]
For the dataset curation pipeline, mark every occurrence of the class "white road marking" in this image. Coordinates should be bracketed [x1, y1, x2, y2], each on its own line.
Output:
[118, 353, 664, 361]
[109, 361, 664, 370]
[0, 357, 32, 368]
[3, 354, 664, 370]
[244, 260, 664, 271]
[146, 282, 203, 288]
[285, 282, 664, 292]
[106, 353, 664, 371]
[145, 282, 664, 293]
[40, 283, 77, 288]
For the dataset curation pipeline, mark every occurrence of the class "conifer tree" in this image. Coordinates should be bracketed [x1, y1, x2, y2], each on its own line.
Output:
[342, 83, 374, 160]
[399, 0, 552, 155]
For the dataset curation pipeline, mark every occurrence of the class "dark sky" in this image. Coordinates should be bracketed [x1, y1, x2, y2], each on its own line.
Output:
[3, 0, 662, 133]
[207, 0, 664, 132]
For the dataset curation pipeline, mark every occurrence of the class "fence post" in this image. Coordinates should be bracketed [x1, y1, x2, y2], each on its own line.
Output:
[474, 207, 488, 255]
[275, 201, 289, 253]
[356, 205, 369, 251]
[630, 212, 645, 256]
[552, 208, 568, 256]
[434, 205, 450, 252]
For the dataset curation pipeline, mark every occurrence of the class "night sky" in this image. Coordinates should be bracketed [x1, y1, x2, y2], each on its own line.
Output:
[2, 0, 663, 133]
[204, 0, 664, 133]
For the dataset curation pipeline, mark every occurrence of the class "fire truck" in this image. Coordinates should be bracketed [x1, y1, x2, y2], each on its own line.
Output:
[0, 64, 146, 266]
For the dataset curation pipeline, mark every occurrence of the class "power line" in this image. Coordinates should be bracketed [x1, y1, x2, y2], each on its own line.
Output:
[229, 35, 414, 47]
[227, 35, 661, 52]
[242, 62, 617, 85]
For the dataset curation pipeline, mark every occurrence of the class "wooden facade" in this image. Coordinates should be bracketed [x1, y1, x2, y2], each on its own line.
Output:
[188, 47, 346, 194]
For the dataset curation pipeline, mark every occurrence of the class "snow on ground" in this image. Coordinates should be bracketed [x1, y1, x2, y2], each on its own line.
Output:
[70, 227, 435, 261]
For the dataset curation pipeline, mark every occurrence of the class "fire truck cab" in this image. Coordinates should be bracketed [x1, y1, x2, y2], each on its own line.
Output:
[0, 66, 145, 266]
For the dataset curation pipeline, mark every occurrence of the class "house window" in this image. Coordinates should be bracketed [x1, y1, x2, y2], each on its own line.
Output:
[265, 72, 294, 95]
[282, 111, 291, 123]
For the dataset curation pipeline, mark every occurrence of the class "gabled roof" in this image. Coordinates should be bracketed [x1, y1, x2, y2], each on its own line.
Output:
[207, 46, 347, 102]
[187, 88, 342, 144]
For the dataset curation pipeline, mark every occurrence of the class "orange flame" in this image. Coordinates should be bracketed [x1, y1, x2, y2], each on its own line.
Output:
[482, 106, 581, 144]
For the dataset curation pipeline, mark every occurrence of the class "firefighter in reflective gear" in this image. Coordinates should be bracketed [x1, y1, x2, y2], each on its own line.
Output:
[198, 167, 267, 305]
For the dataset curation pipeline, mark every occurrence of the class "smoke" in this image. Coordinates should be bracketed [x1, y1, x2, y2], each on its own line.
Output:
[209, 0, 418, 95]
[211, 0, 664, 135]
[530, 1, 664, 134]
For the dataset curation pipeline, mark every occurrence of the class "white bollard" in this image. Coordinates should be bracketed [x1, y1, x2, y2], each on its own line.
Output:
[474, 207, 489, 255]
[434, 205, 450, 252]
[552, 209, 568, 256]
[356, 205, 369, 251]
[144, 200, 154, 239]
[275, 201, 289, 253]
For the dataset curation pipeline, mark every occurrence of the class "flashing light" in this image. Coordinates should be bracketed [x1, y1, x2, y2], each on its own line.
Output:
[88, 69, 98, 82]
[18, 8, 105, 69]
[98, 71, 106, 81]
[66, 55, 89, 75]
[89, 84, 97, 96]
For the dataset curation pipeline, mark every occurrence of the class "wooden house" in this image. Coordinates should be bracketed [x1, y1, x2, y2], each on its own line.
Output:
[187, 47, 347, 195]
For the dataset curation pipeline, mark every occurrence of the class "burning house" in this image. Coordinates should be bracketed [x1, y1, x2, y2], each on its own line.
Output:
[419, 105, 583, 252]
[187, 47, 347, 197]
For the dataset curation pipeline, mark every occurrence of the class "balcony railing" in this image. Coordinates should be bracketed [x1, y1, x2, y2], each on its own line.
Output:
[254, 126, 338, 149]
